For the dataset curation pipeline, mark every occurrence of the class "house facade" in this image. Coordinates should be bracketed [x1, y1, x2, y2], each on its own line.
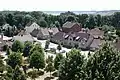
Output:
[62, 22, 82, 33]
[50, 31, 101, 50]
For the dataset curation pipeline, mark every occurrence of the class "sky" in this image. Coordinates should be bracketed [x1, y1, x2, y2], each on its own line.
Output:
[0, 0, 120, 11]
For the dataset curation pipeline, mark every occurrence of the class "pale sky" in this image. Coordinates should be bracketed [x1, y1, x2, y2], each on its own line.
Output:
[0, 0, 120, 11]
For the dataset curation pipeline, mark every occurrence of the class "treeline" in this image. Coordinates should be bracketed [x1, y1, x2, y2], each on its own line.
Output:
[0, 11, 120, 29]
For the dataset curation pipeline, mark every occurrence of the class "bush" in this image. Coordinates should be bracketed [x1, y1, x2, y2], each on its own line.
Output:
[37, 70, 44, 76]
[52, 71, 58, 77]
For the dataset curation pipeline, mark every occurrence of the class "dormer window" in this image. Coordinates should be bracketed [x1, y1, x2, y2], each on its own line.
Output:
[76, 36, 80, 40]
[64, 35, 69, 39]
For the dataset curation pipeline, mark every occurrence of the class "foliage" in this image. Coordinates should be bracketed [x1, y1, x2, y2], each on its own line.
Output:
[57, 43, 62, 51]
[45, 40, 50, 49]
[116, 29, 120, 37]
[85, 43, 120, 80]
[30, 44, 44, 56]
[6, 47, 12, 55]
[59, 49, 85, 80]
[0, 59, 5, 73]
[13, 65, 26, 80]
[27, 70, 39, 80]
[45, 56, 55, 78]
[23, 41, 33, 57]
[12, 40, 24, 52]
[30, 51, 45, 70]
[54, 53, 64, 70]
[7, 52, 22, 69]
[37, 19, 48, 27]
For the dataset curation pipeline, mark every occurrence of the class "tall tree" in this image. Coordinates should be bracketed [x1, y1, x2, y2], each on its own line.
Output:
[45, 40, 50, 49]
[54, 53, 64, 70]
[7, 52, 22, 69]
[59, 49, 85, 80]
[12, 40, 24, 52]
[45, 56, 55, 78]
[23, 41, 33, 57]
[85, 43, 120, 80]
[30, 51, 45, 71]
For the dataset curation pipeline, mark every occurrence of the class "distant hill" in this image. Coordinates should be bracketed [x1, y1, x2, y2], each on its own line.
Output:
[43, 10, 120, 16]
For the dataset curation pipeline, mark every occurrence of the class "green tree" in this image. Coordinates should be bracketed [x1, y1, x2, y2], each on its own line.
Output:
[0, 58, 5, 73]
[85, 15, 96, 29]
[59, 49, 85, 80]
[13, 65, 26, 80]
[54, 53, 64, 70]
[7, 52, 22, 69]
[23, 41, 33, 57]
[30, 44, 44, 56]
[45, 56, 55, 78]
[37, 19, 48, 27]
[85, 43, 120, 80]
[57, 43, 62, 51]
[5, 65, 13, 80]
[6, 47, 12, 55]
[12, 40, 24, 52]
[30, 51, 45, 71]
[45, 40, 50, 49]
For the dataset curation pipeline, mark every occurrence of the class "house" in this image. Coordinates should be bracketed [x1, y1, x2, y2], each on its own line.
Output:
[12, 34, 35, 43]
[62, 22, 82, 33]
[30, 27, 59, 40]
[88, 28, 104, 39]
[51, 31, 100, 50]
[25, 22, 40, 33]
[37, 28, 50, 40]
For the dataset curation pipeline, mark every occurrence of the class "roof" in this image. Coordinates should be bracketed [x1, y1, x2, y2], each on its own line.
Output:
[48, 28, 59, 35]
[13, 34, 35, 43]
[25, 22, 40, 33]
[39, 28, 49, 36]
[88, 28, 104, 37]
[62, 22, 81, 28]
[52, 32, 90, 42]
[18, 30, 29, 36]
[90, 39, 101, 49]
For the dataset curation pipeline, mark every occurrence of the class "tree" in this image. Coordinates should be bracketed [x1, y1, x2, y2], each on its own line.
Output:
[116, 29, 120, 37]
[30, 51, 45, 71]
[5, 65, 26, 80]
[45, 56, 55, 78]
[5, 65, 13, 80]
[85, 15, 96, 29]
[30, 44, 44, 56]
[0, 58, 5, 73]
[23, 41, 33, 57]
[45, 40, 50, 49]
[66, 15, 76, 22]
[12, 40, 24, 52]
[85, 43, 120, 80]
[54, 53, 64, 70]
[13, 65, 26, 80]
[57, 43, 62, 51]
[37, 19, 48, 27]
[7, 52, 22, 69]
[59, 49, 85, 80]
[6, 47, 12, 55]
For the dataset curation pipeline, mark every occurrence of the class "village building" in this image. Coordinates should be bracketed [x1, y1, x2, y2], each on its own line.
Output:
[30, 27, 59, 40]
[25, 22, 40, 33]
[88, 28, 104, 39]
[62, 22, 82, 33]
[12, 30, 35, 43]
